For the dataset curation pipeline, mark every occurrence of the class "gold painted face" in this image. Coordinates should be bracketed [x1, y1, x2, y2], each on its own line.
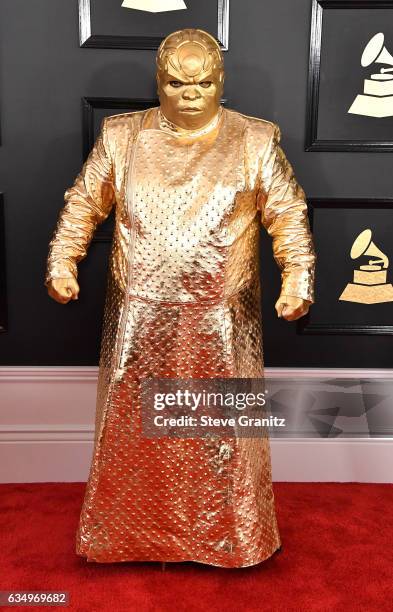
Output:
[156, 28, 224, 130]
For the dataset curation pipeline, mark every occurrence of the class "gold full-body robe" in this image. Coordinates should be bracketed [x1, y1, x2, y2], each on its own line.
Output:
[45, 105, 315, 567]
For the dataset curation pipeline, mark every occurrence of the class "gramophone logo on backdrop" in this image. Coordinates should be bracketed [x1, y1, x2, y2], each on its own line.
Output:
[121, 0, 187, 11]
[339, 229, 393, 304]
[348, 32, 393, 117]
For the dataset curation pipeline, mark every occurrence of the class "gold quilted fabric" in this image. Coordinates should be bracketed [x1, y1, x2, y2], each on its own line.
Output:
[45, 106, 316, 567]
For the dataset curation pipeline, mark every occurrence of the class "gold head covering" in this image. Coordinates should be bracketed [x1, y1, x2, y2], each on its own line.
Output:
[156, 28, 224, 130]
[156, 28, 224, 83]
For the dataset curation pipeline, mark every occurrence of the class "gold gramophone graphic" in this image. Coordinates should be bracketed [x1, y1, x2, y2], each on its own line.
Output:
[339, 229, 393, 304]
[121, 0, 187, 11]
[348, 32, 393, 118]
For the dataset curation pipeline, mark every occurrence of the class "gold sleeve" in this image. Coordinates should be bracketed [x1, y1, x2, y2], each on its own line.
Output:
[44, 118, 115, 288]
[258, 124, 316, 303]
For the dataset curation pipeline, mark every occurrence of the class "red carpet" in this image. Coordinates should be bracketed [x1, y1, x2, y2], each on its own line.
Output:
[0, 482, 392, 611]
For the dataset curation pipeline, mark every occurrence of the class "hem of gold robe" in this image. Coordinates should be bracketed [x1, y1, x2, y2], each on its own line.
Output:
[76, 539, 282, 568]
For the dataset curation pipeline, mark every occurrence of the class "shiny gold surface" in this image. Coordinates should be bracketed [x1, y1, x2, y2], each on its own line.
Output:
[156, 28, 224, 130]
[45, 31, 315, 568]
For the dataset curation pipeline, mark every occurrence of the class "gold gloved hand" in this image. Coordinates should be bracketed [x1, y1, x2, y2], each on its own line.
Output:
[47, 278, 80, 305]
[275, 293, 311, 321]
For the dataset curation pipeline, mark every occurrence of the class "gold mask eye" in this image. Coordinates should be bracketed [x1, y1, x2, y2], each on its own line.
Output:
[169, 80, 183, 88]
[199, 81, 213, 88]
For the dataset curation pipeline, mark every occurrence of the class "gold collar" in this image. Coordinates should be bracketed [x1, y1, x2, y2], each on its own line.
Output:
[157, 106, 224, 138]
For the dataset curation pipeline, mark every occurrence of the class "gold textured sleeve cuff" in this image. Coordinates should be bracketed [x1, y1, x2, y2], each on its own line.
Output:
[44, 268, 77, 288]
[280, 269, 315, 303]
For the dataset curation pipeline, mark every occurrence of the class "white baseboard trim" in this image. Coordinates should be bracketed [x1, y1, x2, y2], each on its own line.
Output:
[1, 366, 392, 483]
[270, 438, 393, 483]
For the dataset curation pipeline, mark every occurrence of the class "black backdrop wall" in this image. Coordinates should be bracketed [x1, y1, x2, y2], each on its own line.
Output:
[0, 0, 392, 366]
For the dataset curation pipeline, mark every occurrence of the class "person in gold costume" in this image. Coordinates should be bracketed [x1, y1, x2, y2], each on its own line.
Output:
[45, 28, 316, 568]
